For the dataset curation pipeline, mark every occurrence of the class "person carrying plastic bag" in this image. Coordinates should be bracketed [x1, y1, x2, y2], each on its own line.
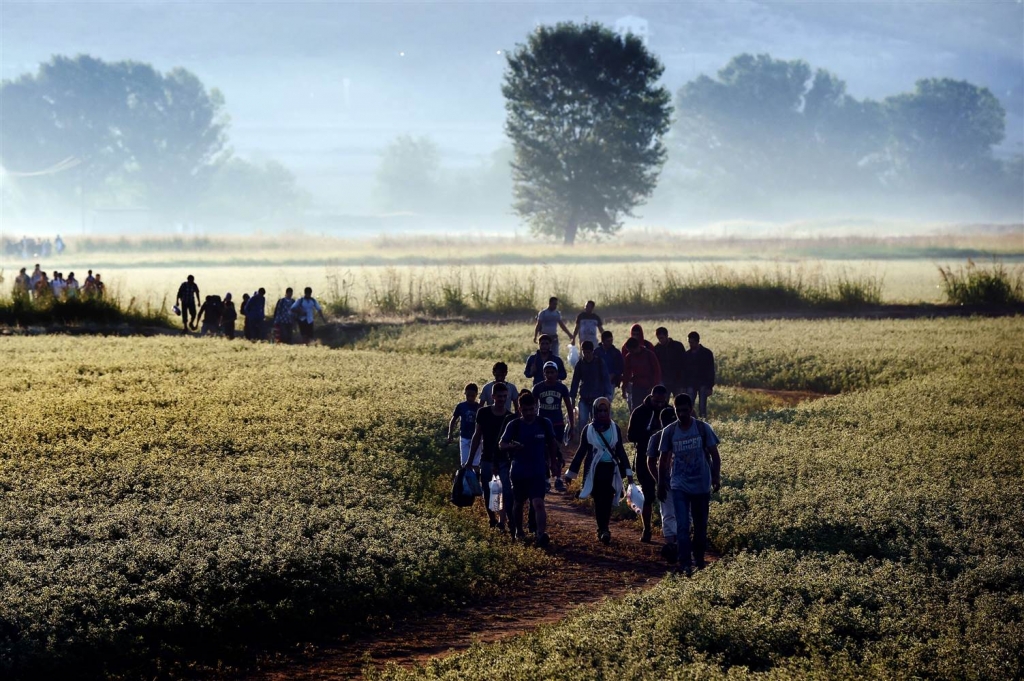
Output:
[564, 397, 633, 545]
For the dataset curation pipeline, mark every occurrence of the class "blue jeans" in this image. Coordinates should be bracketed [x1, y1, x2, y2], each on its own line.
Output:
[481, 459, 512, 519]
[577, 396, 601, 430]
[672, 489, 710, 568]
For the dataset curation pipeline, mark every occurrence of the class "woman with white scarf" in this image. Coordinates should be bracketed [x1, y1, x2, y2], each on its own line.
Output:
[564, 397, 634, 544]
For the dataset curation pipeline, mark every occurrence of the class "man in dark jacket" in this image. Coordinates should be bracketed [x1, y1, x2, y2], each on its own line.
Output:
[595, 330, 624, 394]
[627, 385, 669, 543]
[245, 288, 267, 341]
[622, 337, 662, 412]
[569, 340, 612, 429]
[524, 334, 567, 385]
[654, 327, 687, 398]
[684, 331, 716, 418]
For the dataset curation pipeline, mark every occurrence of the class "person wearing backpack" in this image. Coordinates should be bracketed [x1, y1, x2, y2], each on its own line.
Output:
[470, 382, 516, 530]
[656, 392, 721, 576]
[290, 286, 327, 345]
[499, 392, 558, 547]
[627, 385, 670, 543]
[195, 295, 224, 336]
[565, 397, 633, 545]
[648, 406, 679, 563]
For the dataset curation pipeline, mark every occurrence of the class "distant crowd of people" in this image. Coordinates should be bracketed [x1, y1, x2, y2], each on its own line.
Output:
[2, 234, 65, 259]
[449, 298, 721, 574]
[11, 264, 106, 301]
[175, 274, 326, 344]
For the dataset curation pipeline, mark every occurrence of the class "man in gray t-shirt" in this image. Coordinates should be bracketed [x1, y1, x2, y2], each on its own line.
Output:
[657, 392, 721, 574]
[534, 296, 572, 356]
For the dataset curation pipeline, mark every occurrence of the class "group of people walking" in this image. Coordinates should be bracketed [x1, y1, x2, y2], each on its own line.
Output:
[175, 275, 326, 344]
[11, 264, 105, 302]
[448, 299, 722, 574]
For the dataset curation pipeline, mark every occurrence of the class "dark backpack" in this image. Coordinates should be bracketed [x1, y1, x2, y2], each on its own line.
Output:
[450, 468, 474, 508]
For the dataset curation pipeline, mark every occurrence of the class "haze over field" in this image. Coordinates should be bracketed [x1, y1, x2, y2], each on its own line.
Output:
[1, 0, 1022, 239]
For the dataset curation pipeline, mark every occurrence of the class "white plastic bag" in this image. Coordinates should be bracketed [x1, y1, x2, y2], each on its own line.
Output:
[488, 476, 503, 512]
[625, 483, 645, 514]
[567, 344, 580, 368]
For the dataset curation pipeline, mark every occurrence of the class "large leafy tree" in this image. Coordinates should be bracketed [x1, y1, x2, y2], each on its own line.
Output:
[883, 78, 1006, 191]
[503, 22, 672, 244]
[673, 54, 886, 201]
[0, 55, 228, 222]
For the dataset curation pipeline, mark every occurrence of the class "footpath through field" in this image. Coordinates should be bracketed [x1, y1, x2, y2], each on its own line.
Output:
[254, 389, 825, 680]
[256, 484, 714, 680]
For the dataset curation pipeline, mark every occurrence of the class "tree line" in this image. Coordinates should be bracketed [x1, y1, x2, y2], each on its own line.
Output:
[2, 24, 1020, 244]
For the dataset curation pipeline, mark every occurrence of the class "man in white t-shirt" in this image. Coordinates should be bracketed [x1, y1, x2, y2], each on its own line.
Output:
[534, 296, 572, 357]
[290, 286, 326, 345]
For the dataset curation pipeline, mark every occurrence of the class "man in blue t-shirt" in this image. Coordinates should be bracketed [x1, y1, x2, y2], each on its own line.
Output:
[656, 392, 721, 575]
[533, 361, 574, 491]
[448, 383, 482, 468]
[500, 392, 558, 547]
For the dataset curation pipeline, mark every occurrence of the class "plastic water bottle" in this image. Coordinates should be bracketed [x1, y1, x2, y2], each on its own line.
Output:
[488, 476, 503, 512]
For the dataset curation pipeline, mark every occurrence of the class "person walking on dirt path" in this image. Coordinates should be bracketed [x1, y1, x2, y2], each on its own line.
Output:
[684, 331, 716, 419]
[500, 392, 557, 547]
[195, 295, 224, 336]
[647, 406, 680, 563]
[481, 362, 519, 413]
[595, 330, 624, 397]
[64, 272, 79, 299]
[222, 293, 238, 340]
[627, 385, 670, 543]
[176, 275, 201, 333]
[471, 382, 516, 530]
[291, 287, 327, 345]
[534, 297, 572, 358]
[565, 397, 634, 545]
[533, 361, 574, 492]
[620, 323, 655, 356]
[448, 383, 483, 470]
[29, 264, 43, 294]
[656, 393, 721, 576]
[570, 300, 604, 349]
[654, 327, 687, 399]
[273, 288, 296, 344]
[13, 267, 30, 298]
[570, 340, 612, 429]
[244, 288, 267, 341]
[524, 335, 567, 386]
[622, 337, 662, 412]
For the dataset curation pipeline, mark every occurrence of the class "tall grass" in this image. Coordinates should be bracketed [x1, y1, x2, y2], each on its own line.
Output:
[0, 292, 171, 327]
[343, 264, 884, 317]
[937, 259, 1023, 305]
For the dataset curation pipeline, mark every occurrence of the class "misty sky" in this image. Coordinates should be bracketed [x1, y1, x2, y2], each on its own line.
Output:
[2, 0, 1022, 213]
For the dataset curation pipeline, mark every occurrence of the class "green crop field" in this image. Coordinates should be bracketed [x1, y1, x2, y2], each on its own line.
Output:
[1, 315, 1022, 678]
[369, 316, 1024, 680]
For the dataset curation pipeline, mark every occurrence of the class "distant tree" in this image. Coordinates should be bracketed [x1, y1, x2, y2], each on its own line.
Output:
[202, 158, 308, 223]
[0, 55, 228, 223]
[673, 54, 886, 201]
[373, 135, 442, 212]
[883, 78, 1006, 190]
[503, 22, 672, 244]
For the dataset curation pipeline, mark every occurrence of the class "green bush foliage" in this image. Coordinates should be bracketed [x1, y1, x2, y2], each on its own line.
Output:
[938, 259, 1023, 305]
[372, 318, 1024, 679]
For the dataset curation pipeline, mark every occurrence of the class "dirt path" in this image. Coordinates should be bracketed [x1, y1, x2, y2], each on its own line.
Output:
[254, 487, 706, 680]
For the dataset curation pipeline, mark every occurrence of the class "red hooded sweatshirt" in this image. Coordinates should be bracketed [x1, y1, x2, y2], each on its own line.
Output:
[621, 323, 656, 356]
[622, 342, 662, 391]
